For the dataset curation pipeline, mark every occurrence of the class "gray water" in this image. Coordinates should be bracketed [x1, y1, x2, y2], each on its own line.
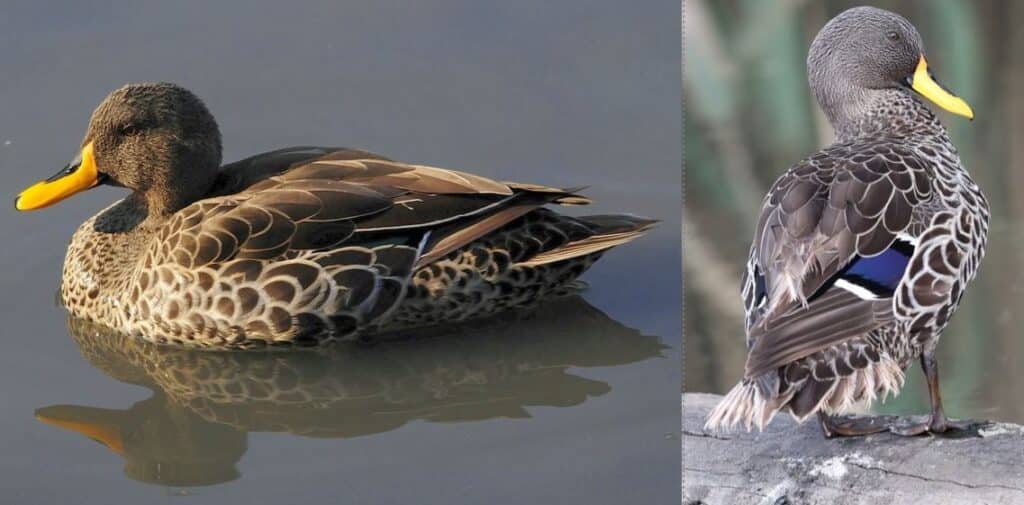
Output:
[0, 1, 681, 503]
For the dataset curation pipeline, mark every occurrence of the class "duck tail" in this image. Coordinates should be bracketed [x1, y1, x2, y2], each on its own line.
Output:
[704, 380, 782, 433]
[577, 214, 660, 234]
[706, 356, 908, 433]
[517, 214, 658, 267]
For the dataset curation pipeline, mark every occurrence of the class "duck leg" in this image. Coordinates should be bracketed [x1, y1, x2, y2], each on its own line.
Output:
[889, 351, 975, 436]
[818, 350, 978, 438]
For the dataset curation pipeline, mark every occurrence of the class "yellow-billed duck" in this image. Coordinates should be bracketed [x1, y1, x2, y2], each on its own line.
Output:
[16, 83, 656, 349]
[705, 6, 987, 437]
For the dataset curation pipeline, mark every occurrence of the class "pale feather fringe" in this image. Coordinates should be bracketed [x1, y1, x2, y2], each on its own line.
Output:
[704, 381, 756, 432]
[516, 227, 653, 267]
[704, 381, 782, 432]
[704, 357, 905, 432]
[814, 357, 905, 418]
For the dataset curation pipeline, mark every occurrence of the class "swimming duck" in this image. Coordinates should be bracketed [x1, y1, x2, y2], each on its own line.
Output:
[706, 6, 988, 437]
[16, 83, 655, 349]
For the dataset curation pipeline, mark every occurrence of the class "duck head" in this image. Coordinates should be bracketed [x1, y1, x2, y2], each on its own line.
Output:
[16, 83, 222, 216]
[807, 6, 973, 129]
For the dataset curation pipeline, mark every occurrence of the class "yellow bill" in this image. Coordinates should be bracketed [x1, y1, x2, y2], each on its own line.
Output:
[910, 56, 974, 120]
[16, 141, 102, 211]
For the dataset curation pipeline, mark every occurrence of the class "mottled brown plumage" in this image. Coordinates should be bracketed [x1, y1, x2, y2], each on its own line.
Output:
[706, 7, 989, 436]
[33, 83, 656, 349]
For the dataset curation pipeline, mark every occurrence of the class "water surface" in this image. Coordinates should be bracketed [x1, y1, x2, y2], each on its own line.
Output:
[38, 297, 666, 488]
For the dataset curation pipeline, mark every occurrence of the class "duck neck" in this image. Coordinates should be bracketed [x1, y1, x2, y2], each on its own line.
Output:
[138, 177, 215, 221]
[142, 183, 208, 221]
[93, 193, 153, 233]
[830, 89, 948, 142]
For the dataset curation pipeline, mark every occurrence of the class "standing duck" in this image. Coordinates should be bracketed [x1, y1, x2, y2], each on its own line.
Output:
[706, 6, 988, 437]
[15, 83, 655, 349]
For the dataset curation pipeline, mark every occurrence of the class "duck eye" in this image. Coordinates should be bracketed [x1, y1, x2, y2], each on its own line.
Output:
[887, 31, 900, 41]
[119, 124, 140, 136]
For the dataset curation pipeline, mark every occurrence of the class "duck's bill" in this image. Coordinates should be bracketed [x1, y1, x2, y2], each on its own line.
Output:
[909, 55, 974, 120]
[35, 405, 126, 455]
[15, 141, 105, 211]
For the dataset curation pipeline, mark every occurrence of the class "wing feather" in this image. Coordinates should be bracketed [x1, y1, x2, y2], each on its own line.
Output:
[743, 140, 933, 380]
[147, 147, 589, 272]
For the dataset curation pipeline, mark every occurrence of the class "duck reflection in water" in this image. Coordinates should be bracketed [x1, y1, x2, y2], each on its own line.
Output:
[35, 296, 665, 487]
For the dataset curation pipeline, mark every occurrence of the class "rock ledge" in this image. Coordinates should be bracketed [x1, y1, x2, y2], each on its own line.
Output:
[683, 393, 1024, 505]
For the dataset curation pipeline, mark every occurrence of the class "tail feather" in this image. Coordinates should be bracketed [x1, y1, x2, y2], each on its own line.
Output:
[704, 381, 785, 432]
[818, 358, 905, 416]
[577, 214, 660, 234]
[705, 358, 906, 433]
[517, 214, 658, 267]
[503, 183, 593, 205]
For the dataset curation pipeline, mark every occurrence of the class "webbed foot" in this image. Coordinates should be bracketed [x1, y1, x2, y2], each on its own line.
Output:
[889, 416, 984, 438]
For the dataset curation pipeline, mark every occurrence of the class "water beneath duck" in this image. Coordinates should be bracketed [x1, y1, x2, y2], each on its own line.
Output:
[37, 297, 668, 488]
[0, 1, 680, 502]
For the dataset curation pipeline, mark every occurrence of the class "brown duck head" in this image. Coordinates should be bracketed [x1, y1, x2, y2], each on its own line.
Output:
[16, 82, 222, 217]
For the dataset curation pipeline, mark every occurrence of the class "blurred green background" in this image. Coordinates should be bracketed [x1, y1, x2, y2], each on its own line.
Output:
[685, 0, 1024, 423]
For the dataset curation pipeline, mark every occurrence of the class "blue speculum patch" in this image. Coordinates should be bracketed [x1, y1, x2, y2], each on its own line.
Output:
[844, 245, 913, 294]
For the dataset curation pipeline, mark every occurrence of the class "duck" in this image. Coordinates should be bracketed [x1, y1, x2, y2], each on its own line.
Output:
[705, 6, 988, 437]
[15, 83, 656, 349]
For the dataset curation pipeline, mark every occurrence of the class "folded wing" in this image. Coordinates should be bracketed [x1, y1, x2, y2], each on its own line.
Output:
[742, 141, 933, 386]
